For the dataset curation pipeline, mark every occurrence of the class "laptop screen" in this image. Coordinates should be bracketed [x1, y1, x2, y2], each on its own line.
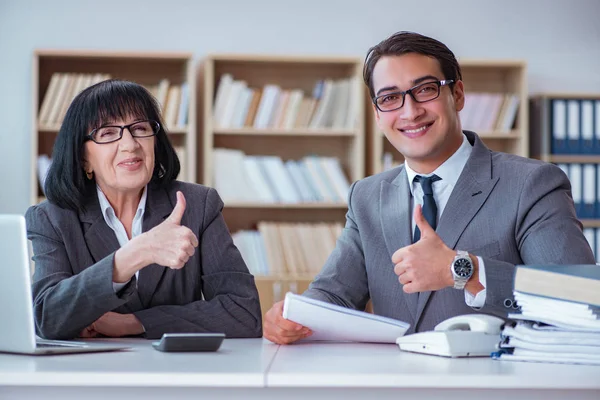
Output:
[0, 215, 38, 353]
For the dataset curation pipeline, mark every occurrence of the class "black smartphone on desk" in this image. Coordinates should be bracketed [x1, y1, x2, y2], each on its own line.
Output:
[152, 333, 225, 352]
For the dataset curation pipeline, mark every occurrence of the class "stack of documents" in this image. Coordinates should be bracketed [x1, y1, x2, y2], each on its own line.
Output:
[282, 292, 410, 343]
[493, 291, 600, 365]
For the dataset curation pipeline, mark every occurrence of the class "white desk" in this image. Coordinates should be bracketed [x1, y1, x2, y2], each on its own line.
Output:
[268, 342, 600, 399]
[0, 339, 598, 400]
[0, 338, 278, 400]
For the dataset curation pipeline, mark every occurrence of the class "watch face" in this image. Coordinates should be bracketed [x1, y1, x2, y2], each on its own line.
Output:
[454, 258, 472, 278]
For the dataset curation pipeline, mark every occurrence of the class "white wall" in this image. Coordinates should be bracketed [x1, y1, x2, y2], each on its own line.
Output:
[1, 0, 599, 214]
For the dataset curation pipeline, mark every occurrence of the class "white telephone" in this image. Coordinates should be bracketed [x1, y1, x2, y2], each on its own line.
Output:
[396, 314, 504, 358]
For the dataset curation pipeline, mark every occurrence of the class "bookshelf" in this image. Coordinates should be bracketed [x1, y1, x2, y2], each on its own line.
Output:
[199, 54, 365, 315]
[366, 59, 529, 175]
[530, 93, 600, 242]
[31, 50, 196, 205]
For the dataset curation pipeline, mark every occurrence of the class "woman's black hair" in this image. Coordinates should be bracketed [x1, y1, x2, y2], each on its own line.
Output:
[44, 79, 180, 212]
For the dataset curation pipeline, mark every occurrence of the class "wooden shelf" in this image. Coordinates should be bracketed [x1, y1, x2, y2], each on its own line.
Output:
[581, 220, 600, 228]
[214, 128, 356, 137]
[458, 59, 526, 68]
[201, 54, 365, 313]
[377, 130, 521, 139]
[200, 53, 365, 185]
[204, 54, 362, 64]
[531, 92, 600, 100]
[543, 155, 600, 164]
[476, 130, 522, 139]
[35, 49, 193, 60]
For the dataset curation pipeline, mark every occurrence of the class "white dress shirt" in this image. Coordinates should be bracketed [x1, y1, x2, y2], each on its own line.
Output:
[404, 134, 487, 308]
[96, 185, 148, 292]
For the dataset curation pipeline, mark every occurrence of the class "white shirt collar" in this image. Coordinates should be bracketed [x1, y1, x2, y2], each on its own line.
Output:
[96, 185, 148, 222]
[405, 133, 472, 196]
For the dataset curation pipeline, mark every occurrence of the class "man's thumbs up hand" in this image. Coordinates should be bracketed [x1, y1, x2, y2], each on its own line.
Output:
[391, 205, 456, 293]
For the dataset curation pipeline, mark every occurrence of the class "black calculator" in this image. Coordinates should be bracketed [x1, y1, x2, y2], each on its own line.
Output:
[152, 333, 225, 352]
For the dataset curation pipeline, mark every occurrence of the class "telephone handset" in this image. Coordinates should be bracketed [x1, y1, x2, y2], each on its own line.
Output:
[396, 314, 505, 358]
[434, 314, 504, 335]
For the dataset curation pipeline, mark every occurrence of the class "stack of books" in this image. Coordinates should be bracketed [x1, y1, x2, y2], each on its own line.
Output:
[494, 264, 600, 365]
[213, 149, 351, 204]
[460, 92, 520, 133]
[38, 74, 189, 129]
[232, 221, 343, 277]
[212, 74, 359, 131]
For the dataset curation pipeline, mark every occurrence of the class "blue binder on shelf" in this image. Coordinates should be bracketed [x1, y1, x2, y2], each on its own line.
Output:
[550, 99, 568, 154]
[570, 164, 583, 218]
[583, 228, 596, 260]
[566, 100, 581, 154]
[581, 100, 594, 154]
[596, 164, 600, 219]
[595, 100, 600, 154]
[582, 164, 596, 219]
[597, 228, 600, 264]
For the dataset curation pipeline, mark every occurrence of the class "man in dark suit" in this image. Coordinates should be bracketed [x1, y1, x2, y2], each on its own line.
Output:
[263, 31, 595, 344]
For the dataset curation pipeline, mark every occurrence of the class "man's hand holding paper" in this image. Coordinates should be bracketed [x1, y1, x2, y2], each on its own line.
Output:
[263, 300, 312, 344]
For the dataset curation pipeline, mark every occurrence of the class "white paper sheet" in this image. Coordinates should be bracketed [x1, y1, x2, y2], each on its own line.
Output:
[282, 292, 410, 343]
[494, 352, 600, 365]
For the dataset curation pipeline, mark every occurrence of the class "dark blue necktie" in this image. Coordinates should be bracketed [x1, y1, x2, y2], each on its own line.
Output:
[413, 174, 441, 243]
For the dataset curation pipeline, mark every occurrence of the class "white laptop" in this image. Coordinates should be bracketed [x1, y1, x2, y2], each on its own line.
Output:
[0, 214, 129, 355]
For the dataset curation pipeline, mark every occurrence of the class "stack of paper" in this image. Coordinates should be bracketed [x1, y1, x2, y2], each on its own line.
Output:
[282, 292, 410, 343]
[493, 291, 600, 365]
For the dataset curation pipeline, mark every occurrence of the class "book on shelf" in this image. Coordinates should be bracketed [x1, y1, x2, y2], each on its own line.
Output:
[174, 146, 187, 182]
[232, 230, 269, 276]
[460, 92, 519, 133]
[150, 80, 188, 129]
[176, 82, 189, 128]
[154, 78, 170, 111]
[36, 155, 52, 194]
[243, 89, 262, 128]
[212, 74, 358, 130]
[212, 148, 351, 204]
[260, 156, 302, 204]
[163, 85, 181, 129]
[582, 228, 600, 263]
[38, 74, 189, 128]
[212, 73, 234, 127]
[232, 221, 343, 277]
[547, 162, 600, 220]
[212, 148, 252, 202]
[543, 97, 600, 155]
[513, 264, 600, 307]
[38, 73, 111, 126]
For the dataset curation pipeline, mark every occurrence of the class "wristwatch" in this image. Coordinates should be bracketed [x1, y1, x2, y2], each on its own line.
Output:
[451, 250, 474, 289]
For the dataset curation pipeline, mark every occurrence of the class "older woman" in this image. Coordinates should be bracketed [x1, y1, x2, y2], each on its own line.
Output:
[26, 79, 262, 340]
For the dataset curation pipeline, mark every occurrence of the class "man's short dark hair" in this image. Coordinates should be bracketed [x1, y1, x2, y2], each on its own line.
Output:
[44, 79, 180, 212]
[363, 31, 463, 99]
